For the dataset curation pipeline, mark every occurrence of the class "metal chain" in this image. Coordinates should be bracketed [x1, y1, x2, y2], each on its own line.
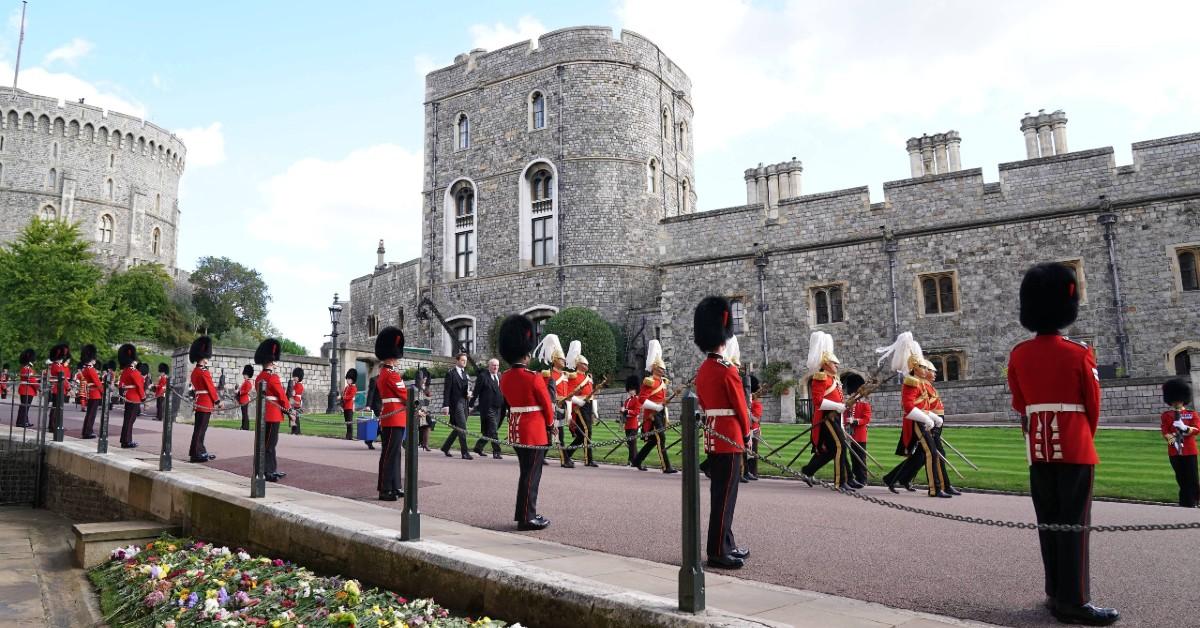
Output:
[429, 414, 680, 451]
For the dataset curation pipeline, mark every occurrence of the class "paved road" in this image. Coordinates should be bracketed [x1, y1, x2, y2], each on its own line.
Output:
[9, 401, 1198, 628]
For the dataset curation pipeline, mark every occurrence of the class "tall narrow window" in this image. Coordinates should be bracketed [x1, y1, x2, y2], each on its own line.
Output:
[678, 121, 688, 151]
[661, 108, 670, 139]
[680, 178, 690, 213]
[109, 154, 114, 168]
[532, 216, 553, 267]
[47, 168, 56, 190]
[449, 180, 476, 279]
[155, 194, 161, 213]
[453, 323, 475, 355]
[920, 272, 959, 314]
[366, 315, 379, 337]
[647, 159, 659, 194]
[1175, 350, 1192, 376]
[1179, 249, 1199, 292]
[730, 298, 746, 334]
[455, 231, 475, 278]
[456, 113, 470, 150]
[531, 167, 552, 208]
[106, 178, 114, 201]
[530, 91, 546, 130]
[811, 285, 846, 324]
[40, 205, 57, 221]
[98, 215, 114, 243]
[0, 163, 4, 185]
[928, 352, 966, 382]
[151, 227, 161, 254]
[455, 185, 474, 217]
[52, 142, 58, 158]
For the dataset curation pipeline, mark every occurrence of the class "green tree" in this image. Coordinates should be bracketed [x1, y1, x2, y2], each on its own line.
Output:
[105, 264, 172, 342]
[190, 256, 270, 335]
[0, 219, 110, 358]
[541, 307, 619, 381]
[212, 327, 261, 350]
[279, 337, 308, 356]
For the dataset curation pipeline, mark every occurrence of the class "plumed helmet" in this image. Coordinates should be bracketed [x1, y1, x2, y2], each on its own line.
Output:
[79, 344, 97, 365]
[292, 367, 304, 381]
[574, 354, 589, 367]
[693, 295, 733, 353]
[117, 344, 138, 368]
[1164, 378, 1193, 406]
[189, 336, 213, 364]
[241, 364, 254, 378]
[624, 374, 640, 392]
[645, 339, 665, 372]
[159, 362, 170, 374]
[842, 372, 866, 396]
[565, 340, 582, 370]
[254, 338, 282, 366]
[374, 326, 405, 360]
[137, 362, 150, 377]
[805, 332, 839, 373]
[19, 348, 35, 365]
[345, 368, 358, 382]
[535, 333, 565, 365]
[498, 315, 536, 364]
[1019, 262, 1079, 334]
[722, 335, 742, 366]
[876, 332, 927, 375]
[749, 374, 761, 394]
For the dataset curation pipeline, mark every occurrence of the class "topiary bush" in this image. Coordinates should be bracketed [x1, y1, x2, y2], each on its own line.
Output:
[539, 307, 619, 382]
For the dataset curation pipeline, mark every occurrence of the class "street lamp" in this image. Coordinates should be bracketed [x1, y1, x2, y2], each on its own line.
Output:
[326, 293, 343, 414]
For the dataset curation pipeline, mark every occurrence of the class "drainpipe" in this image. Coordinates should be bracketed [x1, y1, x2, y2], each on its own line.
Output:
[754, 249, 770, 366]
[883, 228, 900, 340]
[1098, 204, 1130, 376]
[556, 65, 566, 308]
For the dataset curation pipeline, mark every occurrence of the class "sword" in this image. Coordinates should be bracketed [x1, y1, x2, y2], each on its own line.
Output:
[939, 435, 979, 471]
[764, 426, 812, 459]
[786, 439, 813, 469]
[846, 436, 886, 471]
[937, 450, 966, 480]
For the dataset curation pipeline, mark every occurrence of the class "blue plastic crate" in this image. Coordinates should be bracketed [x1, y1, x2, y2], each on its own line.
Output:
[357, 414, 379, 442]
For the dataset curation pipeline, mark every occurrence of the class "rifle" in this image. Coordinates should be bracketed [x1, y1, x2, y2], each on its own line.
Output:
[1171, 409, 1188, 456]
[568, 376, 608, 431]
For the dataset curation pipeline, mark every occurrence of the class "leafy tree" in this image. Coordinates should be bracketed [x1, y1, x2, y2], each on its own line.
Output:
[212, 327, 261, 350]
[190, 256, 270, 335]
[105, 264, 172, 342]
[541, 307, 619, 381]
[279, 337, 308, 356]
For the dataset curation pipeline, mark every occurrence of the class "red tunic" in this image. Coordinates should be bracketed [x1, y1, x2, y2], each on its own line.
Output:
[376, 366, 407, 428]
[1008, 335, 1101, 465]
[292, 381, 304, 410]
[237, 379, 253, 406]
[750, 399, 763, 429]
[81, 365, 103, 401]
[49, 363, 70, 396]
[119, 367, 145, 403]
[1161, 408, 1199, 457]
[17, 365, 38, 397]
[255, 370, 289, 423]
[502, 365, 555, 445]
[542, 368, 570, 403]
[809, 372, 844, 446]
[696, 354, 751, 454]
[847, 400, 872, 443]
[899, 376, 925, 449]
[0, 370, 7, 394]
[567, 373, 593, 427]
[638, 375, 669, 432]
[156, 374, 169, 398]
[341, 383, 357, 410]
[190, 367, 219, 412]
[623, 395, 642, 430]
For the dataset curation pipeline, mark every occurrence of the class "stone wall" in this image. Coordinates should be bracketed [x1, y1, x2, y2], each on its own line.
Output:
[170, 346, 331, 413]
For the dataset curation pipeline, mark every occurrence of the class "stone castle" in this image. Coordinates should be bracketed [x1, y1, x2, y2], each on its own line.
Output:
[341, 26, 1200, 421]
[0, 89, 186, 273]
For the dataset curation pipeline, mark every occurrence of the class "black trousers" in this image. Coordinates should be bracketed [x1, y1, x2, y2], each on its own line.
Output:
[82, 399, 100, 437]
[706, 452, 742, 558]
[242, 405, 251, 431]
[632, 415, 673, 471]
[565, 405, 594, 464]
[264, 422, 280, 476]
[290, 411, 302, 435]
[1169, 455, 1199, 507]
[514, 447, 546, 522]
[743, 430, 760, 477]
[190, 412, 211, 459]
[885, 426, 944, 496]
[1030, 463, 1094, 606]
[16, 395, 32, 426]
[625, 429, 639, 464]
[849, 440, 868, 484]
[802, 419, 851, 487]
[120, 402, 140, 446]
[474, 408, 503, 455]
[344, 409, 354, 439]
[156, 397, 166, 421]
[441, 403, 469, 454]
[931, 427, 954, 490]
[378, 426, 404, 494]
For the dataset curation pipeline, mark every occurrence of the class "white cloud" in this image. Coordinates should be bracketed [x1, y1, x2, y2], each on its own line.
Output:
[43, 38, 92, 65]
[175, 122, 225, 168]
[412, 53, 437, 76]
[468, 15, 546, 51]
[0, 60, 146, 117]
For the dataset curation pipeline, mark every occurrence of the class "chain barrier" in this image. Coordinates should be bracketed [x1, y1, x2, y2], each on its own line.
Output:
[429, 413, 681, 452]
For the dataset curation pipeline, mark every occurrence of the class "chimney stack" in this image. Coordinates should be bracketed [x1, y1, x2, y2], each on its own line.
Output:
[905, 131, 962, 178]
[743, 158, 803, 211]
[1020, 109, 1068, 159]
[376, 239, 386, 270]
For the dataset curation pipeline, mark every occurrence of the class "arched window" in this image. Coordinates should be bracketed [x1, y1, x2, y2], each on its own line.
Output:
[530, 167, 552, 203]
[97, 215, 114, 243]
[518, 161, 558, 270]
[678, 120, 688, 151]
[448, 180, 476, 279]
[52, 142, 58, 158]
[647, 159, 659, 194]
[106, 178, 114, 201]
[155, 194, 161, 213]
[455, 113, 470, 150]
[1179, 249, 1199, 292]
[47, 168, 56, 190]
[40, 205, 57, 221]
[451, 321, 474, 355]
[1175, 350, 1192, 376]
[109, 154, 115, 168]
[680, 178, 690, 213]
[661, 108, 670, 139]
[151, 227, 161, 254]
[530, 91, 546, 130]
[454, 184, 474, 217]
[366, 315, 379, 337]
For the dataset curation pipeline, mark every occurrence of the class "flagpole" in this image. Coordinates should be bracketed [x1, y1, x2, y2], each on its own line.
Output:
[12, 1, 26, 96]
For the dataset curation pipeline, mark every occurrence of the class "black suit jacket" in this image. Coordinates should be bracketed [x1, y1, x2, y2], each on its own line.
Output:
[470, 371, 504, 412]
[442, 367, 470, 410]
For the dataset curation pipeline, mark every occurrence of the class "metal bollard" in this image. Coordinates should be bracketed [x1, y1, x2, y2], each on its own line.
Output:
[251, 380, 266, 498]
[97, 373, 111, 454]
[35, 373, 48, 448]
[678, 392, 705, 612]
[400, 385, 421, 541]
[160, 387, 176, 471]
[52, 374, 65, 442]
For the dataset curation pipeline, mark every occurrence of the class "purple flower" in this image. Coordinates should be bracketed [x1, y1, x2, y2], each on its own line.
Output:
[218, 587, 229, 606]
[186, 592, 198, 608]
[143, 590, 166, 607]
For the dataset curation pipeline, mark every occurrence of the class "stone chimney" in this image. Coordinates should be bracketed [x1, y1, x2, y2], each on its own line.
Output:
[905, 131, 962, 178]
[744, 158, 803, 211]
[1020, 109, 1068, 158]
[376, 239, 386, 270]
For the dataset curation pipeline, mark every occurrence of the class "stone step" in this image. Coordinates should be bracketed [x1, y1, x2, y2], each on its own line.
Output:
[72, 520, 179, 568]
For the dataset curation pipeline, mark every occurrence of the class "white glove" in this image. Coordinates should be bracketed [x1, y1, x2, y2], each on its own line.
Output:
[933, 414, 944, 428]
[907, 408, 935, 428]
[1173, 419, 1188, 432]
[571, 396, 585, 407]
[441, 406, 449, 415]
[819, 398, 846, 414]
[642, 400, 663, 412]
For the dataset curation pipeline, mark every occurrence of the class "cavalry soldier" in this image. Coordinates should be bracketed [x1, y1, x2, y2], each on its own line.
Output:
[879, 333, 948, 497]
[116, 344, 144, 449]
[536, 334, 570, 465]
[721, 335, 758, 482]
[564, 344, 599, 468]
[920, 363, 960, 496]
[342, 368, 359, 440]
[693, 296, 751, 569]
[799, 332, 852, 489]
[0, 363, 9, 399]
[374, 327, 408, 501]
[236, 365, 254, 430]
[290, 367, 305, 434]
[632, 339, 678, 474]
[1161, 378, 1198, 508]
[254, 339, 290, 481]
[47, 344, 71, 433]
[842, 373, 872, 487]
[78, 345, 103, 438]
[188, 336, 220, 462]
[1009, 262, 1118, 625]
[155, 363, 170, 422]
[15, 349, 37, 427]
[622, 375, 642, 466]
[498, 314, 555, 531]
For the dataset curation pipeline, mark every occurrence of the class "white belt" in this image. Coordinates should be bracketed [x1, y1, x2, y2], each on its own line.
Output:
[381, 398, 402, 403]
[510, 405, 540, 413]
[1027, 403, 1085, 414]
[194, 390, 208, 395]
[265, 396, 279, 400]
[704, 409, 735, 417]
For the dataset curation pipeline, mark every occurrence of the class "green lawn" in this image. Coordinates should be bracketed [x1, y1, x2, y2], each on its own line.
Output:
[209, 415, 1183, 503]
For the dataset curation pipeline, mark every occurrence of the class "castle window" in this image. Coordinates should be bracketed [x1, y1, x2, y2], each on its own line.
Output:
[519, 161, 558, 269]
[530, 167, 552, 207]
[454, 183, 474, 218]
[109, 154, 115, 168]
[455, 113, 470, 150]
[678, 121, 688, 151]
[522, 307, 557, 343]
[47, 168, 56, 190]
[1178, 247, 1199, 292]
[919, 271, 959, 315]
[1175, 349, 1193, 376]
[53, 142, 58, 158]
[98, 214, 114, 243]
[444, 178, 480, 280]
[106, 178, 114, 201]
[155, 194, 161, 213]
[366, 315, 379, 337]
[455, 231, 475, 278]
[680, 178, 690, 213]
[811, 285, 845, 325]
[40, 205, 57, 221]
[730, 298, 746, 335]
[151, 227, 161, 254]
[927, 351, 965, 382]
[397, 307, 404, 329]
[661, 108, 670, 139]
[531, 216, 553, 267]
[452, 322, 474, 355]
[1, 136, 5, 151]
[647, 158, 659, 194]
[0, 163, 4, 184]
[530, 91, 546, 130]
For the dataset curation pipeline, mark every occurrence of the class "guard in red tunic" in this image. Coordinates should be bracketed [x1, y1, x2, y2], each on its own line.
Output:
[154, 363, 170, 422]
[536, 334, 570, 465]
[289, 367, 305, 434]
[78, 345, 103, 438]
[744, 375, 763, 482]
[342, 368, 359, 440]
[374, 327, 408, 501]
[47, 344, 71, 434]
[0, 363, 8, 400]
[563, 347, 599, 468]
[1161, 378, 1198, 508]
[1009, 262, 1117, 626]
[499, 314, 555, 531]
[693, 296, 751, 569]
[236, 364, 254, 430]
[800, 332, 852, 489]
[842, 372, 872, 487]
[621, 375, 642, 466]
[632, 340, 678, 473]
[15, 349, 37, 428]
[880, 333, 948, 497]
[921, 367, 961, 496]
[188, 336, 220, 462]
[116, 344, 143, 448]
[254, 339, 291, 481]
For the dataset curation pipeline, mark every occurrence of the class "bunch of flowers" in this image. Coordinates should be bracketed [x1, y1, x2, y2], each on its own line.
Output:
[89, 535, 512, 628]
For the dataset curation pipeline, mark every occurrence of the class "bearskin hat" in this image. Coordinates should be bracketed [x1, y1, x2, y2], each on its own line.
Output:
[749, 374, 761, 394]
[56, 344, 71, 362]
[2, 364, 8, 370]
[47, 344, 60, 362]
[625, 374, 640, 392]
[79, 344, 97, 365]
[345, 368, 358, 382]
[693, 296, 733, 353]
[158, 362, 169, 374]
[254, 338, 281, 366]
[1164, 378, 1193, 406]
[117, 344, 138, 368]
[842, 372, 866, 396]
[137, 362, 150, 377]
[242, 364, 254, 378]
[189, 336, 213, 364]
[19, 349, 34, 365]
[497, 315, 536, 364]
[374, 326, 405, 361]
[292, 367, 304, 381]
[1019, 262, 1079, 334]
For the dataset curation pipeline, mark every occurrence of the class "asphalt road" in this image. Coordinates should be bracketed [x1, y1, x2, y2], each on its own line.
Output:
[9, 402, 1198, 628]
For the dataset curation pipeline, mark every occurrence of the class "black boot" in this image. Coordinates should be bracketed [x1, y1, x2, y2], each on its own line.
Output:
[1050, 602, 1119, 626]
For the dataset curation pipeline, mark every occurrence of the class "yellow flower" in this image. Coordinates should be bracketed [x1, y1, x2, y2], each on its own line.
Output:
[206, 589, 218, 599]
[371, 605, 382, 616]
[166, 544, 176, 552]
[270, 622, 281, 628]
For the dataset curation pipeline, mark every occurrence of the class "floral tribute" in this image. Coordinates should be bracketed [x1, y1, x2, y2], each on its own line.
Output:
[89, 535, 512, 628]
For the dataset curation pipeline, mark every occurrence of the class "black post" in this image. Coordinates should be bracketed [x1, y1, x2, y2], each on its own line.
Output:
[97, 373, 111, 454]
[52, 374, 64, 442]
[159, 382, 176, 471]
[251, 380, 266, 498]
[326, 323, 339, 414]
[400, 384, 421, 541]
[678, 392, 704, 612]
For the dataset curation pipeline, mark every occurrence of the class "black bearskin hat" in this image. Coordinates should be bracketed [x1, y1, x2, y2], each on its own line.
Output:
[2, 364, 8, 370]
[242, 364, 254, 378]
[19, 349, 35, 365]
[137, 362, 150, 377]
[158, 362, 170, 374]
[189, 336, 213, 364]
[842, 372, 865, 396]
[47, 344, 61, 361]
[374, 326, 405, 361]
[80, 344, 98, 365]
[117, 344, 138, 368]
[1019, 262, 1079, 334]
[750, 374, 761, 394]
[345, 368, 358, 382]
[56, 344, 71, 362]
[254, 338, 281, 366]
[292, 367, 304, 381]
[497, 315, 536, 364]
[693, 296, 733, 353]
[624, 374, 640, 392]
[1164, 378, 1193, 406]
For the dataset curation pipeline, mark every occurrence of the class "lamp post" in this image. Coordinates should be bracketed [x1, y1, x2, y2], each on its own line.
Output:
[326, 293, 343, 414]
[754, 248, 770, 366]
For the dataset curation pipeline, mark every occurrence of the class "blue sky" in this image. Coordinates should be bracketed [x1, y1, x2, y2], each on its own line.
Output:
[3, 1, 1197, 354]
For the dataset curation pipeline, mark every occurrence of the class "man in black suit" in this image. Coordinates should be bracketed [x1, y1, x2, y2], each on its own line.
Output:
[440, 352, 474, 459]
[471, 358, 506, 459]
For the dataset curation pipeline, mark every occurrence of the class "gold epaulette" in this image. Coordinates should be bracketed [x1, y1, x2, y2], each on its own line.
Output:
[812, 372, 828, 381]
[541, 369, 552, 378]
[903, 375, 921, 387]
[643, 376, 655, 387]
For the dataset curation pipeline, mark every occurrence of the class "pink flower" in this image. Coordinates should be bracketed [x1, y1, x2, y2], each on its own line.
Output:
[143, 590, 166, 607]
[272, 559, 284, 567]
